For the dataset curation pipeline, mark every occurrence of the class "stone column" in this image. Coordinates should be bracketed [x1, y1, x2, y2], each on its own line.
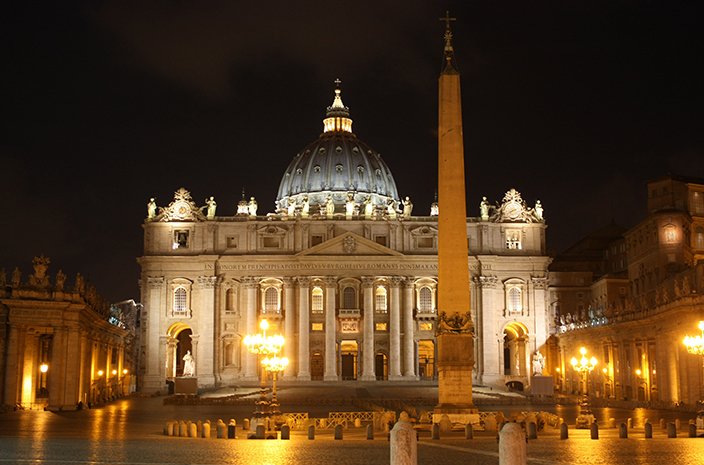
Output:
[196, 276, 218, 386]
[242, 277, 259, 380]
[47, 326, 66, 411]
[143, 276, 165, 392]
[388, 277, 403, 380]
[402, 279, 415, 378]
[360, 277, 376, 380]
[62, 327, 81, 408]
[3, 323, 21, 406]
[324, 276, 338, 381]
[283, 277, 296, 380]
[190, 335, 199, 377]
[532, 277, 548, 349]
[478, 276, 500, 386]
[297, 277, 311, 380]
[165, 337, 178, 378]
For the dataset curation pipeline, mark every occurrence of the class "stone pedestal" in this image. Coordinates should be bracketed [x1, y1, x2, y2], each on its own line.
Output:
[434, 333, 478, 418]
[530, 375, 554, 396]
[174, 377, 198, 396]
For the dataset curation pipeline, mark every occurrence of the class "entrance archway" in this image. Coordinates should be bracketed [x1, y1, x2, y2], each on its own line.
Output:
[340, 341, 358, 380]
[418, 340, 435, 380]
[311, 353, 324, 380]
[166, 323, 193, 379]
[503, 322, 529, 378]
[375, 353, 388, 380]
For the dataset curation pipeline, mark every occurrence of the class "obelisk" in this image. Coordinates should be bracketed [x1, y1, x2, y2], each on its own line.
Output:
[434, 12, 477, 420]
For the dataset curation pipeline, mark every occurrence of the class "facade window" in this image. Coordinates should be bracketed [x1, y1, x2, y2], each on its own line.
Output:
[375, 236, 387, 247]
[507, 287, 521, 312]
[375, 286, 388, 313]
[343, 286, 356, 309]
[695, 226, 704, 250]
[173, 230, 189, 249]
[174, 287, 187, 313]
[420, 322, 433, 331]
[312, 323, 323, 331]
[692, 192, 704, 216]
[419, 287, 432, 311]
[376, 323, 387, 331]
[311, 287, 324, 313]
[226, 236, 238, 248]
[264, 287, 279, 312]
[225, 288, 235, 311]
[311, 235, 324, 246]
[506, 230, 521, 249]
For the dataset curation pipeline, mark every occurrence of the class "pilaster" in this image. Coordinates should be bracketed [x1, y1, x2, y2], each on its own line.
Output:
[360, 276, 376, 380]
[324, 276, 338, 381]
[297, 277, 311, 380]
[388, 276, 403, 380]
[402, 278, 416, 378]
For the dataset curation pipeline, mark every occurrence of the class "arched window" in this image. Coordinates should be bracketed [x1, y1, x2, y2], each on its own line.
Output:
[376, 286, 387, 313]
[174, 287, 187, 313]
[343, 286, 356, 309]
[264, 287, 278, 312]
[311, 287, 324, 313]
[508, 287, 521, 312]
[419, 287, 432, 311]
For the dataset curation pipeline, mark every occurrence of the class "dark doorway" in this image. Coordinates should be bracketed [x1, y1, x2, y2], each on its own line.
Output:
[375, 353, 387, 380]
[311, 353, 324, 380]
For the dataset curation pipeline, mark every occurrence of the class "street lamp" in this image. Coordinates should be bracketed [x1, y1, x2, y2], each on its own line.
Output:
[571, 347, 597, 428]
[244, 319, 285, 430]
[261, 356, 289, 424]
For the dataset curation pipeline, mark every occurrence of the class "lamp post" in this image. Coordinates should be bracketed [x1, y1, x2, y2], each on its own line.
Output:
[571, 347, 597, 428]
[261, 355, 289, 426]
[244, 319, 284, 430]
[683, 321, 704, 403]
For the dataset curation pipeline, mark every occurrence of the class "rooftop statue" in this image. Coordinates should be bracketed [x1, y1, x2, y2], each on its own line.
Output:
[403, 197, 413, 219]
[205, 196, 217, 219]
[248, 197, 258, 217]
[147, 198, 157, 219]
[480, 197, 490, 221]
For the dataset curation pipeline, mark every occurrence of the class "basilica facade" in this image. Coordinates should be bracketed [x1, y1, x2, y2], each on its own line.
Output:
[138, 87, 551, 393]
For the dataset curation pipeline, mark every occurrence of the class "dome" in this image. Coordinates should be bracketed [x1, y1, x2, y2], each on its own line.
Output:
[275, 85, 400, 213]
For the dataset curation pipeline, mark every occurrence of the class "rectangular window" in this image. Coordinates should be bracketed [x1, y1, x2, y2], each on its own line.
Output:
[420, 322, 433, 331]
[375, 236, 387, 246]
[312, 323, 323, 331]
[417, 237, 433, 248]
[375, 323, 387, 331]
[227, 236, 238, 248]
[263, 237, 280, 248]
[311, 235, 324, 246]
[505, 230, 521, 249]
[173, 230, 189, 249]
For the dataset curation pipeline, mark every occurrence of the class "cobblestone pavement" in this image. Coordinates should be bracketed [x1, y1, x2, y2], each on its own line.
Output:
[1, 395, 704, 464]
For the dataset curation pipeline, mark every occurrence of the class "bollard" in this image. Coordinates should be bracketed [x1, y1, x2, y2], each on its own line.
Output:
[390, 421, 417, 465]
[660, 418, 666, 429]
[590, 423, 598, 440]
[256, 424, 265, 439]
[196, 420, 202, 435]
[627, 418, 633, 429]
[163, 421, 170, 436]
[202, 422, 210, 439]
[281, 425, 290, 440]
[243, 418, 250, 431]
[367, 424, 374, 440]
[668, 422, 677, 438]
[528, 422, 537, 440]
[645, 422, 652, 439]
[188, 423, 198, 438]
[228, 420, 236, 439]
[465, 423, 473, 439]
[334, 424, 343, 440]
[560, 423, 568, 440]
[689, 423, 697, 438]
[179, 421, 188, 437]
[216, 420, 227, 439]
[432, 423, 440, 440]
[499, 423, 527, 465]
[354, 418, 362, 428]
[619, 423, 628, 438]
[676, 419, 681, 430]
[165, 421, 174, 436]
[308, 425, 315, 440]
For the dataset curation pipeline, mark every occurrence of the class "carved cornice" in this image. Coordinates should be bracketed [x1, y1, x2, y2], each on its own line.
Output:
[323, 276, 338, 287]
[474, 276, 498, 289]
[389, 276, 405, 287]
[297, 276, 312, 287]
[402, 278, 414, 289]
[240, 277, 258, 289]
[361, 276, 376, 287]
[197, 276, 219, 289]
[148, 276, 165, 289]
[282, 276, 296, 287]
[532, 277, 548, 290]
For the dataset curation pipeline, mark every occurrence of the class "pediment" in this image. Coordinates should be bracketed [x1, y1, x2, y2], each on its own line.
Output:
[296, 231, 403, 257]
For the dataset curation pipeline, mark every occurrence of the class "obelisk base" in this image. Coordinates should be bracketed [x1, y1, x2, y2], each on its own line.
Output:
[434, 333, 478, 424]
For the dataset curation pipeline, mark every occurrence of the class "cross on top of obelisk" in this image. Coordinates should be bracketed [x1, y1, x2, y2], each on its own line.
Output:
[440, 11, 456, 30]
[334, 78, 341, 88]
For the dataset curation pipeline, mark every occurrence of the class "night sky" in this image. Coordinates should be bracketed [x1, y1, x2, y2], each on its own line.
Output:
[3, 1, 703, 303]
